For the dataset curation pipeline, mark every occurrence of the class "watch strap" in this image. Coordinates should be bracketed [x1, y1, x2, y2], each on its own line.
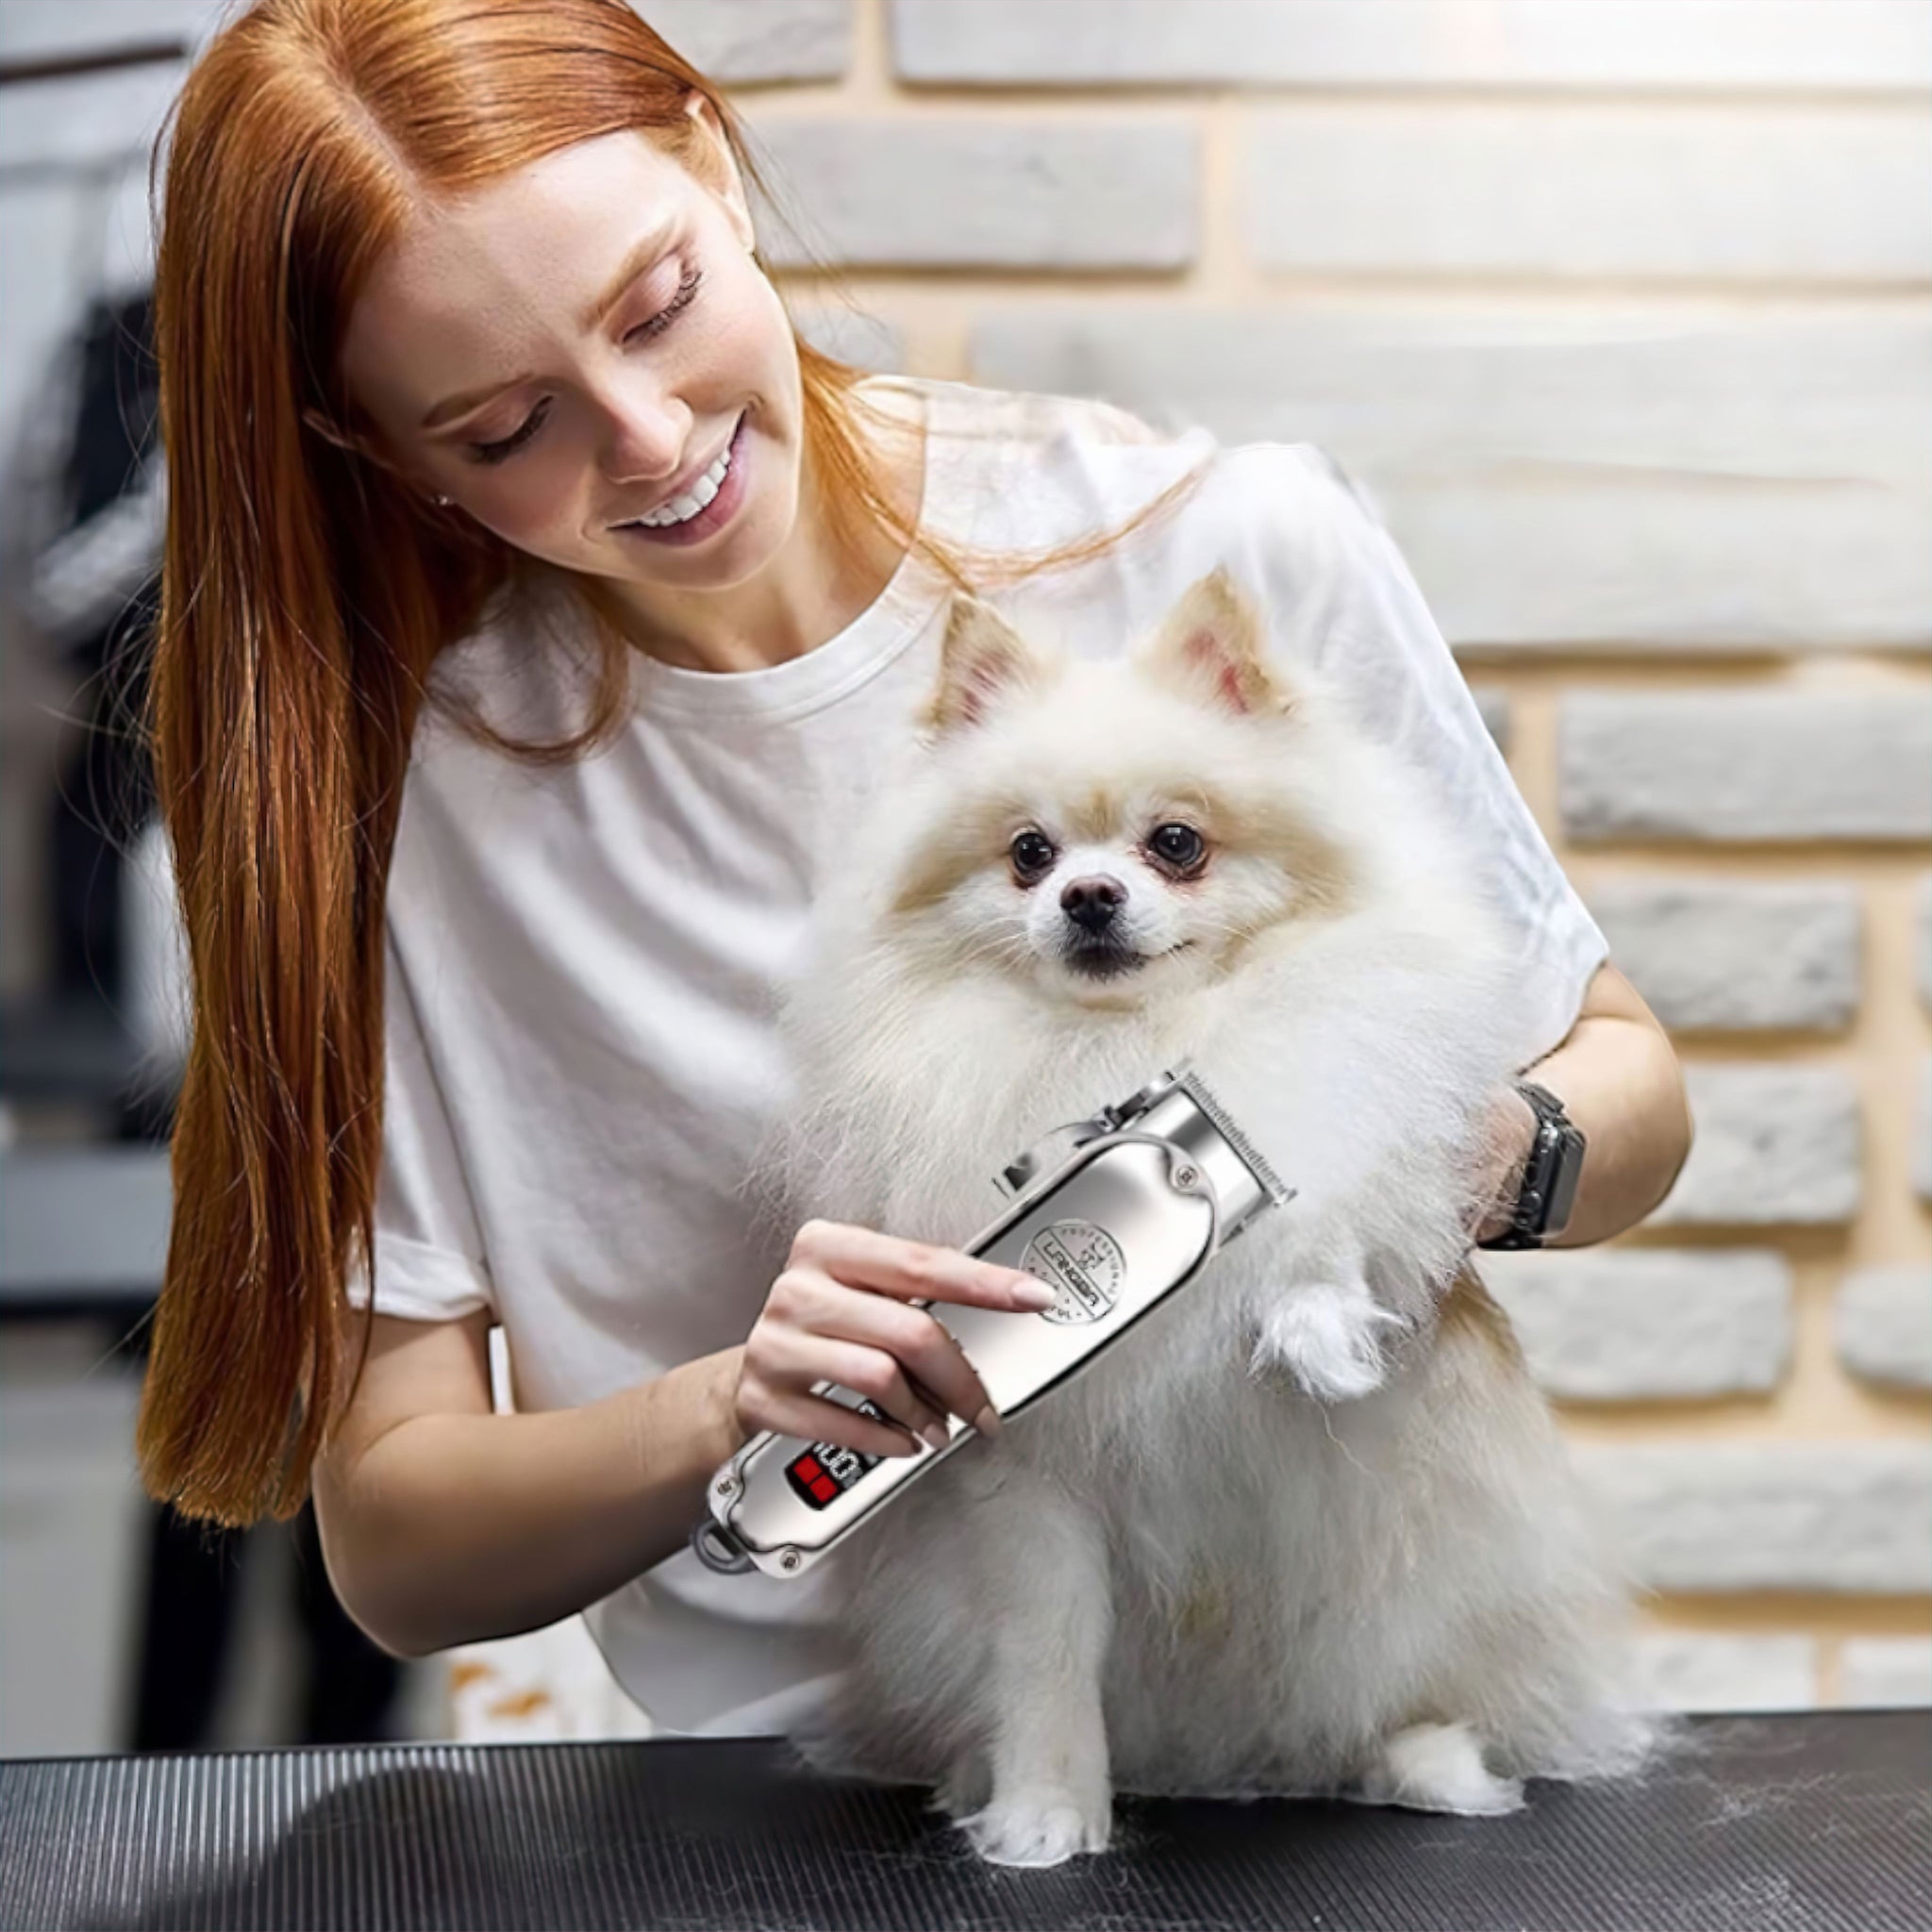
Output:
[1476, 1078, 1585, 1251]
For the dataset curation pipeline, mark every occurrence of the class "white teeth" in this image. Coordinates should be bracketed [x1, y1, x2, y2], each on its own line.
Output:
[634, 433, 735, 527]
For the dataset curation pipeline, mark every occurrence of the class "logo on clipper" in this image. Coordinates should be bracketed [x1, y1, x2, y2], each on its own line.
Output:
[1021, 1220, 1125, 1325]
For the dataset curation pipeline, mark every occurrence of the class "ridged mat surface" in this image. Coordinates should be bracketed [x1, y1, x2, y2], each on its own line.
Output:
[2, 1711, 1926, 1930]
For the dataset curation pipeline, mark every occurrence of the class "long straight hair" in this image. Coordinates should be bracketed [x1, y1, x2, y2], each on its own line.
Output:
[138, 0, 1211, 1526]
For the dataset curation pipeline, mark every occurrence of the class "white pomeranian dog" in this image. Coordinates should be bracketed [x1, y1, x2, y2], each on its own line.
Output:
[748, 564, 1666, 1869]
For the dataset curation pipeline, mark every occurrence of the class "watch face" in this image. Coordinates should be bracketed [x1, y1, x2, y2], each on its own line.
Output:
[1543, 1129, 1584, 1232]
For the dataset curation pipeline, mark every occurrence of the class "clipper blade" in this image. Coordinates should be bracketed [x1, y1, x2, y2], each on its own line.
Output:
[1174, 1065, 1293, 1211]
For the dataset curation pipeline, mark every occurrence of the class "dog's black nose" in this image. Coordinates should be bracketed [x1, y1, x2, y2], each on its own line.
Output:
[1060, 875, 1124, 933]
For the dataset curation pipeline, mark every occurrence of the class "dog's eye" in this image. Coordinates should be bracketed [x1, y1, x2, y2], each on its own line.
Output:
[1010, 830, 1056, 880]
[1149, 823, 1205, 869]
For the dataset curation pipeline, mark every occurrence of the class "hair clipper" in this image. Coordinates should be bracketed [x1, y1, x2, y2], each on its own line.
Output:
[691, 1061, 1294, 1579]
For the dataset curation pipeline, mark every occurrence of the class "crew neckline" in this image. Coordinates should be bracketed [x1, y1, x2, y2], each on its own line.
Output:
[623, 375, 955, 726]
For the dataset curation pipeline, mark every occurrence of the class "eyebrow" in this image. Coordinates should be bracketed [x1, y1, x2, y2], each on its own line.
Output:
[420, 216, 680, 432]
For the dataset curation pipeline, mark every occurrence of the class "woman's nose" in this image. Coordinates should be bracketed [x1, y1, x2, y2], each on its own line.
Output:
[601, 388, 691, 488]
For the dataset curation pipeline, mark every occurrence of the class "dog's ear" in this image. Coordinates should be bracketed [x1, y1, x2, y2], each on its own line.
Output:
[918, 591, 1054, 736]
[1136, 566, 1292, 718]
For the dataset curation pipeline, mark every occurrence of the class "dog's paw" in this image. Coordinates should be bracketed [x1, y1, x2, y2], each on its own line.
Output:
[1351, 1722, 1525, 1817]
[1247, 1280, 1407, 1402]
[956, 1785, 1113, 1868]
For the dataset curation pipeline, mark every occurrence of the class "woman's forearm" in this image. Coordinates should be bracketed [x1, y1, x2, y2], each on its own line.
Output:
[1495, 1015, 1693, 1248]
[328, 1345, 750, 1658]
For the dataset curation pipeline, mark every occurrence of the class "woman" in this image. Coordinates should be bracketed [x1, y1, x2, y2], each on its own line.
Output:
[138, 0, 1691, 1740]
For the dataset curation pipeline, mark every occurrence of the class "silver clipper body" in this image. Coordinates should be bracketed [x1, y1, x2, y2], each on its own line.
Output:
[691, 1062, 1293, 1579]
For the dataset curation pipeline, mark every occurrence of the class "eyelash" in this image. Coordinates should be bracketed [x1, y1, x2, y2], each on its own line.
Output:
[465, 263, 705, 466]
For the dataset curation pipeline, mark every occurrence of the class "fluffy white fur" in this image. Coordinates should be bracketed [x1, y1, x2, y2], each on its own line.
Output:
[743, 566, 1670, 1869]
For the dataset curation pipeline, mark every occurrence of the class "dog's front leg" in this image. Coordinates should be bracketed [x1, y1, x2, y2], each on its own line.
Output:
[950, 1474, 1116, 1868]
[1246, 1220, 1410, 1403]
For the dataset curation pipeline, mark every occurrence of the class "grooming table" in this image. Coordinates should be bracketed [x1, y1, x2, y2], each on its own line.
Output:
[2, 1711, 1924, 1930]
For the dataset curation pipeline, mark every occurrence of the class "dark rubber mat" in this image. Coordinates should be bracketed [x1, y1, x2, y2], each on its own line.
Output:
[2, 1710, 1926, 1930]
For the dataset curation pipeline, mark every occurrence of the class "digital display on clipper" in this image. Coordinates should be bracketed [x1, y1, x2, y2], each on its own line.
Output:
[785, 1400, 891, 1508]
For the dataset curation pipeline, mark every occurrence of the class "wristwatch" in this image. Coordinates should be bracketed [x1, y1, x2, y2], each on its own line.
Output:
[1475, 1079, 1586, 1251]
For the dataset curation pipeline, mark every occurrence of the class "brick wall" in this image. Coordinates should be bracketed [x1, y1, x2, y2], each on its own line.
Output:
[642, 0, 1932, 1718]
[2, 0, 1925, 1728]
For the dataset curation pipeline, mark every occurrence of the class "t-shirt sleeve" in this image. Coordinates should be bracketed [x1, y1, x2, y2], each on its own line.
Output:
[344, 925, 496, 1322]
[1248, 443, 1610, 1071]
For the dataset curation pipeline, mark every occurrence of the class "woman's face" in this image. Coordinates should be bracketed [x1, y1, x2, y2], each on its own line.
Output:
[334, 105, 800, 594]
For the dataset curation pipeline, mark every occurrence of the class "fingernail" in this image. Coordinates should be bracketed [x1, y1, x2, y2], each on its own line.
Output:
[920, 1422, 949, 1452]
[972, 1404, 1002, 1438]
[1013, 1281, 1057, 1309]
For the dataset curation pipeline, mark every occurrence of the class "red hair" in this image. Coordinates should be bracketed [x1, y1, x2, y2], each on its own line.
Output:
[139, 0, 1209, 1525]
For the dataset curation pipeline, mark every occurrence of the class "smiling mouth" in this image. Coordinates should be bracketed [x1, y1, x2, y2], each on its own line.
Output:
[609, 408, 746, 529]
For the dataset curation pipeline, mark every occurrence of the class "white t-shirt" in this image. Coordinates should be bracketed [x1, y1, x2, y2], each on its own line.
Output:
[345, 373, 1610, 1738]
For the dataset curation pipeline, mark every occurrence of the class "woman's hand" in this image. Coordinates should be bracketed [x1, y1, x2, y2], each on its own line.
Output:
[1464, 1085, 1540, 1248]
[731, 1220, 1057, 1460]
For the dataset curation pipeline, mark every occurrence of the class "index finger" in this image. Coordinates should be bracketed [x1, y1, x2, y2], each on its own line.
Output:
[795, 1220, 1053, 1311]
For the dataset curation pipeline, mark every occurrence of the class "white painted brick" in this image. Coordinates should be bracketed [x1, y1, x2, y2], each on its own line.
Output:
[748, 120, 1196, 269]
[1835, 1266, 1932, 1391]
[979, 309, 1932, 488]
[1574, 1441, 1932, 1593]
[1918, 874, 1932, 1015]
[1839, 1638, 1932, 1708]
[892, 2, 1932, 92]
[1248, 110, 1932, 283]
[1587, 879, 1860, 1032]
[1920, 1058, 1932, 1205]
[0, 0, 850, 79]
[1477, 1249, 1791, 1400]
[1649, 1066, 1860, 1227]
[644, 0, 850, 83]
[969, 309, 1932, 650]
[1387, 483, 1928, 654]
[1561, 693, 1932, 844]
[1631, 1634, 1818, 1714]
